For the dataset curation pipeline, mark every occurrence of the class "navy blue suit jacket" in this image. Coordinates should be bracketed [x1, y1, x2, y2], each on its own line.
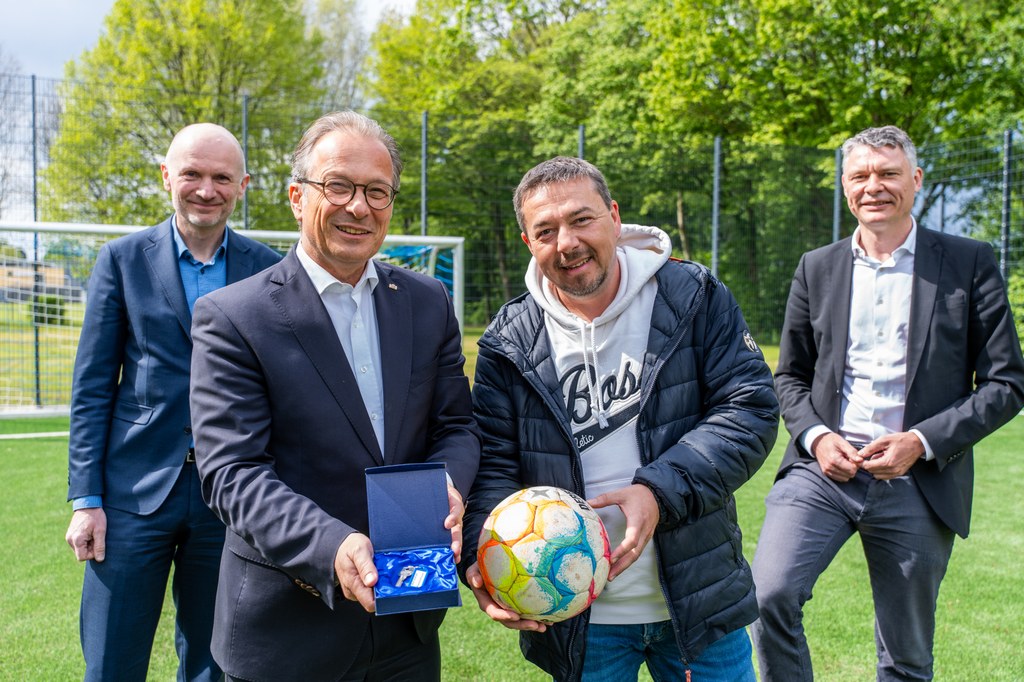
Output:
[188, 248, 480, 680]
[774, 227, 1024, 538]
[67, 218, 282, 513]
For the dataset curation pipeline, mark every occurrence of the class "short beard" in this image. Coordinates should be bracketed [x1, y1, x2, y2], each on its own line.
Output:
[557, 268, 607, 298]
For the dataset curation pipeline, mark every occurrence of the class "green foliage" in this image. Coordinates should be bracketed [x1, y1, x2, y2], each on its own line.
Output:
[366, 0, 558, 308]
[642, 0, 1021, 149]
[1009, 271, 1024, 350]
[0, 239, 26, 259]
[360, 0, 1024, 335]
[40, 0, 324, 230]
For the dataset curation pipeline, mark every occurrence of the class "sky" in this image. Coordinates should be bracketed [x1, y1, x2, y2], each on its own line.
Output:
[0, 0, 415, 79]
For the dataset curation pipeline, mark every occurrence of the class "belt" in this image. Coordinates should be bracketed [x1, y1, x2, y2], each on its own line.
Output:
[186, 447, 196, 463]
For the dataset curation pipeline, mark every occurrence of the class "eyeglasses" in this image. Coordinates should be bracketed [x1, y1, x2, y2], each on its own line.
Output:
[298, 177, 398, 210]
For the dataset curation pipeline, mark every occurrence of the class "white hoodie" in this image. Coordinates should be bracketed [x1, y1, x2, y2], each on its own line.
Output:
[525, 224, 673, 625]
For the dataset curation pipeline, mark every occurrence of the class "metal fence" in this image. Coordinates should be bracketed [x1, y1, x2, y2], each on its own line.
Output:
[0, 222, 463, 411]
[1, 74, 1022, 340]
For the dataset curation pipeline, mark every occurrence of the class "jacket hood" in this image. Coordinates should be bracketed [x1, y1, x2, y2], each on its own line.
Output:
[523, 224, 671, 428]
[525, 223, 672, 330]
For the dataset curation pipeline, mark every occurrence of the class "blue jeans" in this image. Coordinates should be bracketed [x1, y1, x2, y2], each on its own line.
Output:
[582, 621, 756, 682]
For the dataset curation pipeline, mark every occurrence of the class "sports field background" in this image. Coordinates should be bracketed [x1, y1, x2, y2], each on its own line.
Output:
[2, 341, 1022, 680]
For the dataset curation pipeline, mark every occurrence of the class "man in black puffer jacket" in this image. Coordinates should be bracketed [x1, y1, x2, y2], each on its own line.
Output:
[461, 156, 779, 681]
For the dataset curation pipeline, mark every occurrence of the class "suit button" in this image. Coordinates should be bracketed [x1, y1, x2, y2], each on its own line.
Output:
[293, 578, 321, 598]
[184, 427, 192, 435]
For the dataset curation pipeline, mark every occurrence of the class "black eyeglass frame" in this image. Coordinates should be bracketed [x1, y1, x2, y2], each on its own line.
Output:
[297, 177, 398, 210]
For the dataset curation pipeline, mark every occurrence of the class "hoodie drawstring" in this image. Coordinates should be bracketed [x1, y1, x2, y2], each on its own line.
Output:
[579, 319, 609, 429]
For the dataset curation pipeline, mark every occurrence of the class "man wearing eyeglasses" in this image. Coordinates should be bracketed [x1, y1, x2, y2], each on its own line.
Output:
[188, 110, 481, 681]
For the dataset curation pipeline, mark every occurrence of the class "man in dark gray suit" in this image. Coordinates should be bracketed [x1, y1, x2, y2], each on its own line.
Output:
[65, 123, 281, 681]
[188, 111, 480, 681]
[751, 125, 1024, 681]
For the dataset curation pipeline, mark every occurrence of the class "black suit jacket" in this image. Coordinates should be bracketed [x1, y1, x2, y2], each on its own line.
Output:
[189, 248, 480, 680]
[775, 227, 1024, 538]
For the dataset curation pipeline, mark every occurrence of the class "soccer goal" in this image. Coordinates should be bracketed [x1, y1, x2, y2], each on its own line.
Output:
[0, 220, 463, 435]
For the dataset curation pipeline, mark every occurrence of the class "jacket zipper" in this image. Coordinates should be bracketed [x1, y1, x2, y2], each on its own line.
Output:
[633, 271, 709, 670]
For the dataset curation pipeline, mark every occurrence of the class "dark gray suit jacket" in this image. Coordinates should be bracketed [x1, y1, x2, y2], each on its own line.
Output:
[189, 248, 480, 680]
[774, 226, 1024, 538]
[68, 218, 281, 513]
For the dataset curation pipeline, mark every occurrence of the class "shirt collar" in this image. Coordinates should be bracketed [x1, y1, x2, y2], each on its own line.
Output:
[171, 215, 229, 262]
[296, 240, 379, 295]
[851, 217, 918, 260]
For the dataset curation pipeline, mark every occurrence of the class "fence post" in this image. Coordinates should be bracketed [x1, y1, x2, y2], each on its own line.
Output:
[711, 136, 721, 277]
[31, 76, 39, 223]
[833, 147, 842, 243]
[1001, 129, 1012, 281]
[242, 93, 249, 229]
[939, 185, 946, 233]
[421, 111, 428, 236]
[578, 124, 585, 159]
[31, 75, 42, 407]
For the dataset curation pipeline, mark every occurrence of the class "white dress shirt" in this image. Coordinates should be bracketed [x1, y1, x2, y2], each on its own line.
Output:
[802, 221, 934, 460]
[296, 243, 385, 453]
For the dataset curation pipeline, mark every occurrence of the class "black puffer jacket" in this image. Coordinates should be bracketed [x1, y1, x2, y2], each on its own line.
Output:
[462, 259, 779, 681]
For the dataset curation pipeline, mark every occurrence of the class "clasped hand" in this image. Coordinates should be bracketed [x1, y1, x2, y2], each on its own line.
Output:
[812, 431, 924, 482]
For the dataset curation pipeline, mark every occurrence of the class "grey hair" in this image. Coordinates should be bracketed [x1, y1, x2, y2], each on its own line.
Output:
[513, 156, 612, 230]
[290, 111, 403, 189]
[841, 125, 918, 172]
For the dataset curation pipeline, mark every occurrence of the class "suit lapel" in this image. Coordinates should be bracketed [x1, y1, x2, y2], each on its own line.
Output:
[374, 264, 412, 465]
[143, 219, 192, 339]
[225, 227, 255, 284]
[906, 229, 940, 400]
[830, 240, 855, 394]
[270, 250, 384, 465]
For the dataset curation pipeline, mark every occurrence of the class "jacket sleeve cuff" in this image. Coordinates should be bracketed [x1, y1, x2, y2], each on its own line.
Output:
[909, 428, 935, 461]
[800, 424, 832, 455]
[72, 495, 103, 510]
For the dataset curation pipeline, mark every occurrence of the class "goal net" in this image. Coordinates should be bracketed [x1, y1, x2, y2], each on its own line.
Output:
[0, 221, 463, 437]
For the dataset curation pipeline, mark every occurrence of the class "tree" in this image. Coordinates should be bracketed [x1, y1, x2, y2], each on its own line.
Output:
[620, 0, 1024, 337]
[40, 0, 324, 230]
[643, 0, 1020, 149]
[307, 0, 370, 110]
[527, 1, 710, 258]
[366, 0, 563, 319]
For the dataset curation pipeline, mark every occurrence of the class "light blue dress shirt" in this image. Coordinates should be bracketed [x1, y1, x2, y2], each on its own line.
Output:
[296, 242, 386, 454]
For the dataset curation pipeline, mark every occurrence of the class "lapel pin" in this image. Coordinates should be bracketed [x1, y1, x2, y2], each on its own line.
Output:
[388, 283, 398, 290]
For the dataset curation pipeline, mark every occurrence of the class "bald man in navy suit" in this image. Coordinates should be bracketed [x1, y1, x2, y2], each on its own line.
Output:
[65, 123, 281, 681]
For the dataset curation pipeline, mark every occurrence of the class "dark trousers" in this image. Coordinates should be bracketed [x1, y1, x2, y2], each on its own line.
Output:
[80, 463, 225, 682]
[337, 614, 441, 682]
[224, 615, 440, 682]
[750, 463, 954, 681]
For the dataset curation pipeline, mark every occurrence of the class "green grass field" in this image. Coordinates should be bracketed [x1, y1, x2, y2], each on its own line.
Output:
[2, 341, 1022, 680]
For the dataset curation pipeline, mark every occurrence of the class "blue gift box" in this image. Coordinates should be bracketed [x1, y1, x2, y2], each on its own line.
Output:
[365, 462, 462, 615]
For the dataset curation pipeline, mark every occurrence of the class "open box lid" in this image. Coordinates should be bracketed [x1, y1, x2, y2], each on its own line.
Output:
[366, 462, 450, 551]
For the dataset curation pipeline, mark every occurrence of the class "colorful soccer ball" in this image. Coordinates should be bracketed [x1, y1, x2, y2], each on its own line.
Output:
[477, 486, 611, 623]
